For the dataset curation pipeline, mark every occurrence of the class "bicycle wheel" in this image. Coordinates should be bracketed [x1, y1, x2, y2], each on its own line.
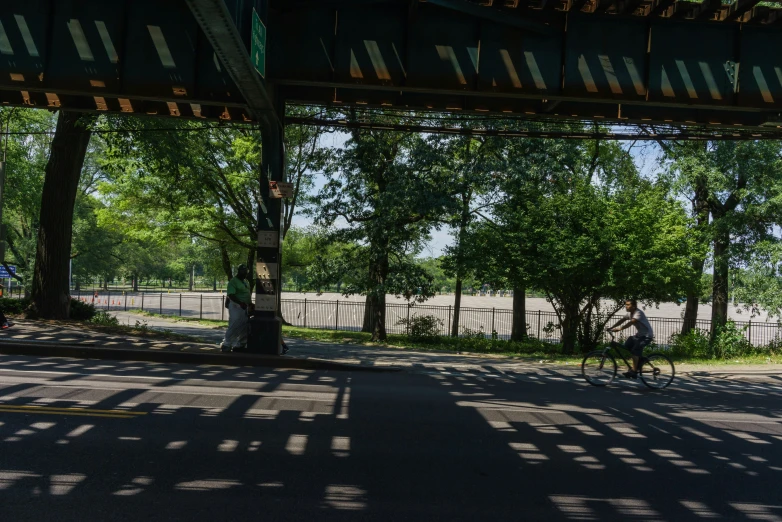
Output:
[639, 354, 675, 390]
[581, 351, 617, 387]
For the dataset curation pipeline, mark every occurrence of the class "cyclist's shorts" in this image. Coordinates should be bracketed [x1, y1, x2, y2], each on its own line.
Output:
[625, 335, 652, 356]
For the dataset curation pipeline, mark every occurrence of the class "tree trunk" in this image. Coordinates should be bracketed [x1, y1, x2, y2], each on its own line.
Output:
[560, 303, 579, 354]
[31, 111, 95, 319]
[510, 285, 526, 341]
[188, 266, 194, 291]
[711, 231, 730, 337]
[219, 243, 232, 280]
[74, 280, 81, 292]
[451, 276, 462, 337]
[362, 295, 374, 333]
[682, 177, 710, 335]
[103, 278, 108, 291]
[133, 275, 139, 292]
[362, 248, 389, 341]
[212, 278, 217, 292]
[451, 192, 471, 338]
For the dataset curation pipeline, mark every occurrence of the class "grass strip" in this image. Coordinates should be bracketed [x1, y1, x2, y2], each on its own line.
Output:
[116, 311, 782, 365]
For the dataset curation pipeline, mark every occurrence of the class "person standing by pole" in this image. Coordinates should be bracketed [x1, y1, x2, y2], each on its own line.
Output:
[221, 264, 253, 352]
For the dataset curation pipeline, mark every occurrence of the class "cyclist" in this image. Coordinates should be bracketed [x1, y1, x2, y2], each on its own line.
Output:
[608, 299, 654, 379]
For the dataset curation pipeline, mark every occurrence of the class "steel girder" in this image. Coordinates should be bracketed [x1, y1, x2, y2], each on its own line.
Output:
[267, 0, 782, 131]
[0, 0, 257, 121]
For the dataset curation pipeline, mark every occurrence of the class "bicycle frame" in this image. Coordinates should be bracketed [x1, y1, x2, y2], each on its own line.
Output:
[602, 331, 641, 371]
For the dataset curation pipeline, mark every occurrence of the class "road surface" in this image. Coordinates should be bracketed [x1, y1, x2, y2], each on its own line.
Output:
[1, 354, 781, 521]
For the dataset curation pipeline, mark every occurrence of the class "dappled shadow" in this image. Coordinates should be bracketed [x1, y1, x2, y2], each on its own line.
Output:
[1, 354, 781, 520]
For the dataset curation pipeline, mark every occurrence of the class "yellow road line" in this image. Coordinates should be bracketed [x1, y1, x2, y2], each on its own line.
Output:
[0, 404, 146, 415]
[0, 409, 138, 419]
[0, 405, 146, 419]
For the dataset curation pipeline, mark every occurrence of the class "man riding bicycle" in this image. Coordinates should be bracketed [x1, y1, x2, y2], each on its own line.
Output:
[608, 299, 654, 379]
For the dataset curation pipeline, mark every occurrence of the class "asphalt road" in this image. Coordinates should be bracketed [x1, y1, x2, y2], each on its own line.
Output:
[1, 355, 781, 521]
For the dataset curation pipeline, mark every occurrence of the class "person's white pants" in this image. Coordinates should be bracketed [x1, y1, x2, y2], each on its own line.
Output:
[222, 301, 249, 348]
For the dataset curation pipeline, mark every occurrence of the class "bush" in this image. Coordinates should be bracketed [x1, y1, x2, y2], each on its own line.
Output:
[69, 299, 97, 321]
[669, 328, 711, 358]
[396, 314, 444, 342]
[711, 321, 753, 359]
[460, 326, 487, 340]
[669, 322, 769, 360]
[0, 297, 30, 315]
[89, 310, 119, 326]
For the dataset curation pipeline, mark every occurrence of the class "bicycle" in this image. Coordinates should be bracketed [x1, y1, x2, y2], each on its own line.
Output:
[581, 330, 675, 389]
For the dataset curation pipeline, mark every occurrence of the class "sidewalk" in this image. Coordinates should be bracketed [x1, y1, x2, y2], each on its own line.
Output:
[1, 312, 780, 382]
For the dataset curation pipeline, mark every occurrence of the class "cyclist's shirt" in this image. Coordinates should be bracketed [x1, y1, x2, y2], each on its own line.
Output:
[625, 309, 654, 338]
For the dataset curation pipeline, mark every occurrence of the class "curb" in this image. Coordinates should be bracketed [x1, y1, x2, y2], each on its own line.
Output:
[0, 340, 400, 373]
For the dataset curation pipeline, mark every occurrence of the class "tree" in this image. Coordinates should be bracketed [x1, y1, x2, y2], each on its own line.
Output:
[732, 242, 782, 320]
[31, 111, 96, 319]
[663, 141, 782, 335]
[283, 106, 336, 238]
[0, 108, 56, 293]
[432, 133, 497, 337]
[312, 113, 453, 341]
[480, 135, 698, 353]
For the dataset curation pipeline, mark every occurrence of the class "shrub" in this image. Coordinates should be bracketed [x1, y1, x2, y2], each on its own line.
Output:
[669, 328, 711, 358]
[711, 321, 753, 359]
[89, 310, 119, 326]
[0, 297, 30, 315]
[396, 314, 444, 342]
[69, 299, 97, 321]
[460, 326, 487, 340]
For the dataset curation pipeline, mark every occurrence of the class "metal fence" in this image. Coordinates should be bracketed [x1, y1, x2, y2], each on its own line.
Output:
[32, 291, 782, 348]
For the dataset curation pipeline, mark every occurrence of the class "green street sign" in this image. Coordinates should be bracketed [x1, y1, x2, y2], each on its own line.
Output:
[251, 9, 266, 78]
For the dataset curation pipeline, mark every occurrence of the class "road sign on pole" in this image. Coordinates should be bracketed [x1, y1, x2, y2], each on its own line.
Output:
[0, 265, 16, 279]
[251, 9, 266, 78]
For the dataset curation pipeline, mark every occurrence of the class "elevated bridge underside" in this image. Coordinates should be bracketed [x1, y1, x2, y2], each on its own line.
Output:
[271, 0, 782, 135]
[1, 0, 782, 136]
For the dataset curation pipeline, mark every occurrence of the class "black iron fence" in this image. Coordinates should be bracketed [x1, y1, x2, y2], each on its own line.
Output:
[13, 290, 782, 348]
[280, 299, 782, 347]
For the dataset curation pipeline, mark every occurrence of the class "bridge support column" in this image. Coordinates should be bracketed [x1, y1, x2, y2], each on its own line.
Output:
[247, 93, 285, 355]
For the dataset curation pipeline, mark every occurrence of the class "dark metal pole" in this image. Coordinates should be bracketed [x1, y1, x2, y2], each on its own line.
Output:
[200, 294, 203, 319]
[538, 310, 542, 339]
[335, 299, 339, 330]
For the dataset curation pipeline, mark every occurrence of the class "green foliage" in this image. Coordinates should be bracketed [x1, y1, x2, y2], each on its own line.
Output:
[474, 143, 699, 353]
[425, 335, 556, 356]
[664, 140, 782, 328]
[0, 297, 30, 315]
[668, 321, 780, 359]
[460, 326, 487, 340]
[711, 321, 754, 359]
[396, 314, 444, 342]
[669, 329, 711, 358]
[69, 299, 97, 321]
[89, 310, 120, 326]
